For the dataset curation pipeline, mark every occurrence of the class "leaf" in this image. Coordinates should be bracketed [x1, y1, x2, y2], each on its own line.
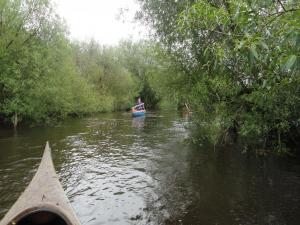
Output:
[250, 43, 259, 60]
[262, 80, 267, 88]
[260, 41, 269, 50]
[285, 55, 297, 70]
[236, 40, 244, 50]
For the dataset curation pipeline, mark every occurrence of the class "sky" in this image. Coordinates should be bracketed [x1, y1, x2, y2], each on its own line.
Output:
[53, 0, 147, 45]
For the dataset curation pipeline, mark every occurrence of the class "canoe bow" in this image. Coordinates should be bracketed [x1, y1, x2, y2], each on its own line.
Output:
[0, 142, 81, 225]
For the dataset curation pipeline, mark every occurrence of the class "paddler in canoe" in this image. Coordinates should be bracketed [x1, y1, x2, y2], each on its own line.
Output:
[131, 97, 146, 117]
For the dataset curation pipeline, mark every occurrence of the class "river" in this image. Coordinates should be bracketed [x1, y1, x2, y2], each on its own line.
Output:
[0, 111, 299, 225]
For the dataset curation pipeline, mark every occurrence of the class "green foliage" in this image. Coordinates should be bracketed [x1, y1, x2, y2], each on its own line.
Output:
[73, 40, 139, 110]
[138, 0, 300, 153]
[114, 40, 182, 109]
[0, 0, 149, 126]
[0, 0, 74, 124]
[0, 0, 175, 126]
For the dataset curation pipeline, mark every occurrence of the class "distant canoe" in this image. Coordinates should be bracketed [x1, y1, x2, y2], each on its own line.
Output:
[0, 142, 81, 225]
[132, 109, 146, 117]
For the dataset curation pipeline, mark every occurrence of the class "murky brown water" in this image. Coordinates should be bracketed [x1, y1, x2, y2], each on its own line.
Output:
[0, 112, 299, 225]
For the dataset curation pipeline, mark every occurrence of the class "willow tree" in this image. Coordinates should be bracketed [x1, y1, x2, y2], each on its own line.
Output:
[0, 0, 66, 126]
[138, 0, 300, 153]
[0, 0, 104, 126]
[72, 40, 140, 111]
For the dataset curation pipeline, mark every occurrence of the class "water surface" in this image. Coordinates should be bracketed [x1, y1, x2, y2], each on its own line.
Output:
[0, 112, 299, 225]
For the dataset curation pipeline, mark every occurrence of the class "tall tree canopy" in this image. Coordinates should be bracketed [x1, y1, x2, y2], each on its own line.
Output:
[0, 0, 177, 126]
[137, 0, 300, 153]
[0, 0, 142, 125]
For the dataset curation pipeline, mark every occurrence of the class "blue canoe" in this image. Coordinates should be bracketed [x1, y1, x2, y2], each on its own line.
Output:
[132, 110, 146, 117]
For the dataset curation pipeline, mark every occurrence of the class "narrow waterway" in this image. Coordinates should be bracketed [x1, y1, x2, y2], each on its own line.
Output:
[0, 112, 299, 225]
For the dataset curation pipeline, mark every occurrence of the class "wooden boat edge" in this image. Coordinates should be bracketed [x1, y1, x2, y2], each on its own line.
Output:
[0, 142, 81, 225]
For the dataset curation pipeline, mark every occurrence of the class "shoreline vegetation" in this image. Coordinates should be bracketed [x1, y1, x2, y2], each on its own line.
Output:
[136, 0, 300, 155]
[1, 0, 299, 155]
[0, 0, 178, 127]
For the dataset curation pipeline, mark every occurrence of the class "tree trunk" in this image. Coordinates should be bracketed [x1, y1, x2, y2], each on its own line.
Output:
[12, 112, 18, 128]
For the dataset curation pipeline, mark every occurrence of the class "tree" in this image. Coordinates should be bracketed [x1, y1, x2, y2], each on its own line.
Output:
[0, 0, 107, 125]
[137, 0, 300, 153]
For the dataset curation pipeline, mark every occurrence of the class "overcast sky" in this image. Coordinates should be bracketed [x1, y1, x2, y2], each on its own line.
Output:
[53, 0, 147, 45]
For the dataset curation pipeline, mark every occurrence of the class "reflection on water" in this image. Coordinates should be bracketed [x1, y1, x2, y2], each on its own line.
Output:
[0, 111, 300, 225]
[132, 116, 145, 129]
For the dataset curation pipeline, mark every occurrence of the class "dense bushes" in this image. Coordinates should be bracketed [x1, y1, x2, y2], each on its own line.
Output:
[0, 0, 177, 127]
[137, 0, 300, 153]
[0, 0, 158, 126]
[4, 0, 298, 155]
